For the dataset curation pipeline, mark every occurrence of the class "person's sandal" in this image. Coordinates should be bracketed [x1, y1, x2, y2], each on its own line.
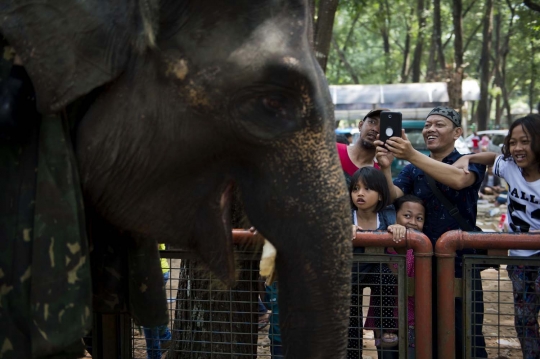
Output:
[375, 332, 398, 348]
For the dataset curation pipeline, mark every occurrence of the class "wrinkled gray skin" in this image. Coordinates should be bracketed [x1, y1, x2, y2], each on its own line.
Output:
[0, 0, 351, 358]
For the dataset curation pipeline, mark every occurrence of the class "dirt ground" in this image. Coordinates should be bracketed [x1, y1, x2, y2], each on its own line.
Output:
[86, 193, 528, 359]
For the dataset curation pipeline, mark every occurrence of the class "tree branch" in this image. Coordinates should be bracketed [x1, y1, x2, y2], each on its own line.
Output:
[342, 10, 362, 52]
[463, 22, 483, 54]
[442, 33, 453, 50]
[462, 0, 478, 18]
[331, 37, 361, 83]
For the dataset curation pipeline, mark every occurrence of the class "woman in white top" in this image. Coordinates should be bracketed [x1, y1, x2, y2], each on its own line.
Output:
[453, 114, 540, 358]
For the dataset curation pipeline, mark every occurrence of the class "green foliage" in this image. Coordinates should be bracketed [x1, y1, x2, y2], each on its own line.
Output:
[328, 0, 413, 84]
[327, 0, 539, 116]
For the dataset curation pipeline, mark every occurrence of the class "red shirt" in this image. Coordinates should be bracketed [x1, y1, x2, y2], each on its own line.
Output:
[336, 143, 380, 176]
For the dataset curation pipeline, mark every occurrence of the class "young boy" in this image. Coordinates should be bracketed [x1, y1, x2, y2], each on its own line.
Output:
[387, 194, 425, 359]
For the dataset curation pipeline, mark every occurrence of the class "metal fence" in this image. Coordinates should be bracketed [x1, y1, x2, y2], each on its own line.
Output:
[82, 229, 540, 359]
[134, 230, 420, 359]
[436, 230, 540, 359]
[80, 229, 430, 359]
[464, 257, 520, 358]
[129, 251, 408, 359]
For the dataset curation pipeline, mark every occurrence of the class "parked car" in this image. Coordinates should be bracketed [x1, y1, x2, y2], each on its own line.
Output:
[465, 130, 508, 153]
[455, 136, 471, 155]
[335, 128, 356, 145]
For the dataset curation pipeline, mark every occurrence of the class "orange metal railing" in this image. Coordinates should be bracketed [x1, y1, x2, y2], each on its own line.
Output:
[435, 230, 540, 359]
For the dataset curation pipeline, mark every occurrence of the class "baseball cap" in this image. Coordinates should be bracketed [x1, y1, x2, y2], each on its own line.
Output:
[426, 106, 461, 127]
[363, 108, 390, 121]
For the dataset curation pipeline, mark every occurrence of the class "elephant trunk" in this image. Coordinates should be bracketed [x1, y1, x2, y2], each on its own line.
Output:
[238, 145, 351, 359]
[274, 230, 350, 359]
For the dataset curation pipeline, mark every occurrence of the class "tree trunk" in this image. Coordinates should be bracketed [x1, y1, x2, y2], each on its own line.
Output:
[500, 0, 516, 127]
[313, 0, 339, 72]
[470, 100, 477, 125]
[400, 11, 414, 83]
[411, 0, 427, 82]
[530, 39, 537, 114]
[476, 0, 493, 131]
[448, 0, 464, 114]
[427, 0, 446, 81]
[504, 96, 512, 128]
[426, 39, 436, 81]
[380, 1, 392, 83]
[400, 33, 412, 83]
[434, 0, 446, 71]
[495, 95, 502, 127]
[493, 9, 502, 127]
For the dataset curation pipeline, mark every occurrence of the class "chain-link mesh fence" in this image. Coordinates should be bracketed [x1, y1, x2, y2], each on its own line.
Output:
[465, 257, 540, 359]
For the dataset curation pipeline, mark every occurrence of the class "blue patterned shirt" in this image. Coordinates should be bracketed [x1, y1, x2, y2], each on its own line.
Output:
[393, 149, 485, 274]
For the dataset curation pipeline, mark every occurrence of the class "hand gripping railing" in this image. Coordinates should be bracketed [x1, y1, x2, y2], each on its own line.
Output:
[435, 230, 540, 359]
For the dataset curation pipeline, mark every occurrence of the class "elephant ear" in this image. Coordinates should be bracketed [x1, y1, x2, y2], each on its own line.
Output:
[0, 0, 158, 114]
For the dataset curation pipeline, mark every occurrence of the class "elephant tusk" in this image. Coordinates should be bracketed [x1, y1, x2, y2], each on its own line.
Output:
[260, 239, 277, 285]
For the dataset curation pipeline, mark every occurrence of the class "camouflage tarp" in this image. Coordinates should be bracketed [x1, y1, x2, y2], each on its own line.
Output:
[1, 63, 168, 359]
[0, 66, 91, 358]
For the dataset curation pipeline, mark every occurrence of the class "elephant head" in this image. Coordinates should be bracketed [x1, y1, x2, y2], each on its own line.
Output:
[0, 1, 351, 358]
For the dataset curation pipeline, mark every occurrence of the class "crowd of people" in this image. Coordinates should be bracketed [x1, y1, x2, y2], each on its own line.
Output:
[259, 107, 540, 359]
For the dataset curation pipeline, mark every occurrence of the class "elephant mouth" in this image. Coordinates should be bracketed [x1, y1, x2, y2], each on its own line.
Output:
[188, 179, 237, 286]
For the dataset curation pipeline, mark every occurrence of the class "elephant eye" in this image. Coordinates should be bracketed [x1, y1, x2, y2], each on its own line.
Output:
[262, 95, 288, 116]
[230, 89, 304, 140]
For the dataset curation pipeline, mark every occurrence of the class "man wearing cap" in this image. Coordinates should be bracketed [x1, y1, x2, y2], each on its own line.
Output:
[375, 106, 487, 358]
[337, 108, 388, 186]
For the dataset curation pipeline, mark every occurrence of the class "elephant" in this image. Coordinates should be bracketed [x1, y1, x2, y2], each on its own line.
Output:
[0, 1, 352, 358]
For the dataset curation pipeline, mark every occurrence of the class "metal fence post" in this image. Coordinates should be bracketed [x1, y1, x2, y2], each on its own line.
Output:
[436, 230, 540, 359]
[354, 230, 433, 359]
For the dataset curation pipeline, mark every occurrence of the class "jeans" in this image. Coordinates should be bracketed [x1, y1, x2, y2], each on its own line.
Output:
[270, 339, 283, 358]
[143, 326, 171, 359]
[143, 271, 171, 359]
[507, 264, 540, 359]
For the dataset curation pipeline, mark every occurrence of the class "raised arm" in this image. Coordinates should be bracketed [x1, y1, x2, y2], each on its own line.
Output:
[403, 150, 478, 190]
[382, 131, 480, 190]
[452, 152, 498, 174]
[375, 142, 404, 203]
[462, 152, 498, 165]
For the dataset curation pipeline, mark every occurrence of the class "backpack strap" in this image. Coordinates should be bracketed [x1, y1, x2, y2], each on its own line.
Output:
[424, 174, 474, 231]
